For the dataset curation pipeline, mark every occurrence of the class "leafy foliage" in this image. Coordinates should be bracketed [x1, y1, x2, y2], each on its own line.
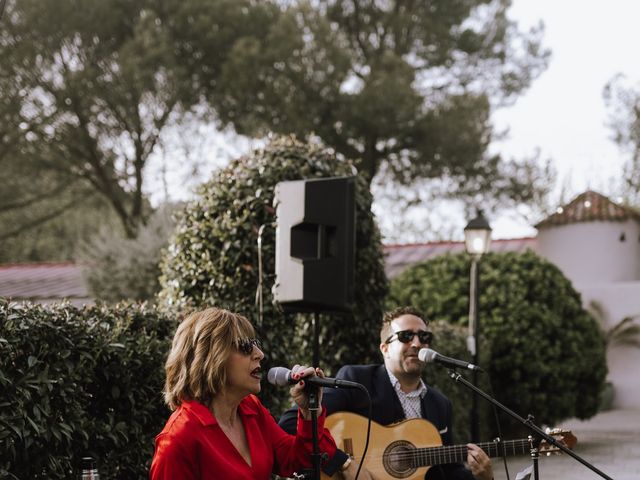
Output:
[0, 299, 174, 479]
[2, 0, 552, 258]
[158, 136, 389, 413]
[388, 250, 607, 437]
[186, 0, 551, 202]
[0, 189, 119, 263]
[415, 321, 480, 442]
[0, 0, 195, 238]
[604, 75, 640, 205]
[588, 300, 640, 349]
[77, 204, 178, 302]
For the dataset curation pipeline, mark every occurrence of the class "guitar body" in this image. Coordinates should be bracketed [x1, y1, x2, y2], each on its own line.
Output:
[322, 412, 443, 480]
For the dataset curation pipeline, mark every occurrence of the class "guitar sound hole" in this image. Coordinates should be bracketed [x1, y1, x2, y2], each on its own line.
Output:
[383, 440, 416, 478]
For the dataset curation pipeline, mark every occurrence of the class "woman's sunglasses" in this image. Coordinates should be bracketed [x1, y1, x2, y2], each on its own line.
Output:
[236, 338, 262, 355]
[385, 329, 434, 345]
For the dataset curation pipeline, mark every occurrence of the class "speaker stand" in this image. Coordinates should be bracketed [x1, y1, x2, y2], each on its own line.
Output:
[312, 312, 320, 367]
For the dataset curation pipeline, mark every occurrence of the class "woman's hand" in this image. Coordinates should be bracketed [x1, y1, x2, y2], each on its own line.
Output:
[289, 364, 325, 419]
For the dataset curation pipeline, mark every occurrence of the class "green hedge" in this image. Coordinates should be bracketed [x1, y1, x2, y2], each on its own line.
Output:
[0, 299, 174, 479]
[412, 320, 478, 443]
[388, 250, 608, 438]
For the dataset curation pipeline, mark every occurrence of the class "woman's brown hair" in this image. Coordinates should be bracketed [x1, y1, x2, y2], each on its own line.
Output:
[163, 307, 255, 410]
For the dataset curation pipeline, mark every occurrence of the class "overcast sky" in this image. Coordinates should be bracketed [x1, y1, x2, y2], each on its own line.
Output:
[489, 0, 640, 237]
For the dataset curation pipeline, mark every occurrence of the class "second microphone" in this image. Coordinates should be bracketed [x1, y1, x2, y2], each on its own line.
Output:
[418, 348, 484, 372]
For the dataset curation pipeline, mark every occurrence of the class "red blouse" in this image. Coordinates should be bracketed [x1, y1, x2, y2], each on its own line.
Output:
[150, 396, 337, 480]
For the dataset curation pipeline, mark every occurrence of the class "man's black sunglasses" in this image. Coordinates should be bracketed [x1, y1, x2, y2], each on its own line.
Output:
[385, 329, 434, 345]
[236, 338, 262, 355]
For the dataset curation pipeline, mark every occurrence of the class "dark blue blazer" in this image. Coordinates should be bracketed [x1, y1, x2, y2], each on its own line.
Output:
[279, 364, 474, 480]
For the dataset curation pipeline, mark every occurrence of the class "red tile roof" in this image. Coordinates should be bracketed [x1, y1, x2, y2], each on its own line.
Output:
[535, 190, 640, 229]
[383, 237, 537, 278]
[0, 263, 91, 305]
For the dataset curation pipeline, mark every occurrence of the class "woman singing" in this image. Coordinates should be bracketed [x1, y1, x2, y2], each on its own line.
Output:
[150, 307, 337, 479]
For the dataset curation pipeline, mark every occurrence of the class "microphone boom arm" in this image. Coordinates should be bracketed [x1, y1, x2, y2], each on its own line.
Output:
[448, 370, 614, 480]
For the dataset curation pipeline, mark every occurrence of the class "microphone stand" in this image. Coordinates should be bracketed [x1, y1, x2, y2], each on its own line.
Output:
[294, 312, 327, 480]
[298, 385, 325, 480]
[309, 313, 323, 479]
[529, 434, 540, 480]
[447, 370, 614, 480]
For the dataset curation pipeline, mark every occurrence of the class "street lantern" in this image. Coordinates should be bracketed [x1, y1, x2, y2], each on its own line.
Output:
[464, 211, 491, 443]
[464, 212, 492, 256]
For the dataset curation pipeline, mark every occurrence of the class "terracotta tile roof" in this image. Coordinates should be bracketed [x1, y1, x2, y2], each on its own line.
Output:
[383, 237, 537, 278]
[0, 263, 91, 305]
[536, 190, 640, 229]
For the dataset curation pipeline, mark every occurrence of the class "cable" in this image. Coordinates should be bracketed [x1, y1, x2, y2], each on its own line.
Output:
[353, 385, 372, 480]
[255, 223, 274, 327]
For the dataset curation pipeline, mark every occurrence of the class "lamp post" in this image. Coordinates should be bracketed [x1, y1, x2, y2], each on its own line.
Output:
[464, 211, 492, 443]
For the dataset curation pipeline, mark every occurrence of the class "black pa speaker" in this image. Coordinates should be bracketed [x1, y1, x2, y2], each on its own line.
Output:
[272, 176, 356, 313]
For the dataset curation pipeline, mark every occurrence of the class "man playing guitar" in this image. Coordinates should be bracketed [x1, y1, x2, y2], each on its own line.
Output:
[279, 306, 494, 480]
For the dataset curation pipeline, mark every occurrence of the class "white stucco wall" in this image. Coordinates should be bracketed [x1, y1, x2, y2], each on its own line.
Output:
[537, 220, 640, 284]
[576, 282, 640, 409]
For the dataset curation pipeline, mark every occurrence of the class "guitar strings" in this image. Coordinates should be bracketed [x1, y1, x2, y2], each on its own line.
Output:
[359, 439, 534, 464]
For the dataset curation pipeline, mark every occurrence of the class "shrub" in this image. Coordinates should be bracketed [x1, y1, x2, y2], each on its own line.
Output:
[415, 320, 477, 442]
[0, 299, 174, 479]
[78, 204, 177, 303]
[158, 136, 389, 413]
[388, 250, 607, 438]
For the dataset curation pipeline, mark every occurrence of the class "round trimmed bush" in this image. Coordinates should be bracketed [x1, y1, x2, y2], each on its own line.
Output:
[158, 136, 389, 413]
[388, 250, 607, 437]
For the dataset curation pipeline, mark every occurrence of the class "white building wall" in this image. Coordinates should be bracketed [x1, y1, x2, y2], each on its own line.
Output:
[576, 282, 640, 409]
[537, 220, 640, 284]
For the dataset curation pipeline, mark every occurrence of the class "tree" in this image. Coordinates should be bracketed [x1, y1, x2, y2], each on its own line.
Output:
[158, 136, 389, 413]
[604, 74, 640, 205]
[186, 0, 551, 206]
[0, 190, 119, 263]
[77, 204, 177, 302]
[0, 68, 91, 253]
[388, 250, 607, 436]
[2, 0, 551, 251]
[0, 0, 203, 239]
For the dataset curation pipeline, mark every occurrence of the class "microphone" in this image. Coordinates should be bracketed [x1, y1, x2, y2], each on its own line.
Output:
[267, 367, 361, 389]
[418, 348, 484, 372]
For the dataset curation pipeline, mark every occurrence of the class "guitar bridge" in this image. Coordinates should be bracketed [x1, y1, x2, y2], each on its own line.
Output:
[343, 438, 354, 457]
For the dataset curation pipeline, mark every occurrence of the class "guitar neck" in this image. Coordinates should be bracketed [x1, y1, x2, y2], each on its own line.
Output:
[416, 439, 532, 466]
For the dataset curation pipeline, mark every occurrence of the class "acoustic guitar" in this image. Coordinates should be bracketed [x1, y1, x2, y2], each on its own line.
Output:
[322, 412, 576, 480]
